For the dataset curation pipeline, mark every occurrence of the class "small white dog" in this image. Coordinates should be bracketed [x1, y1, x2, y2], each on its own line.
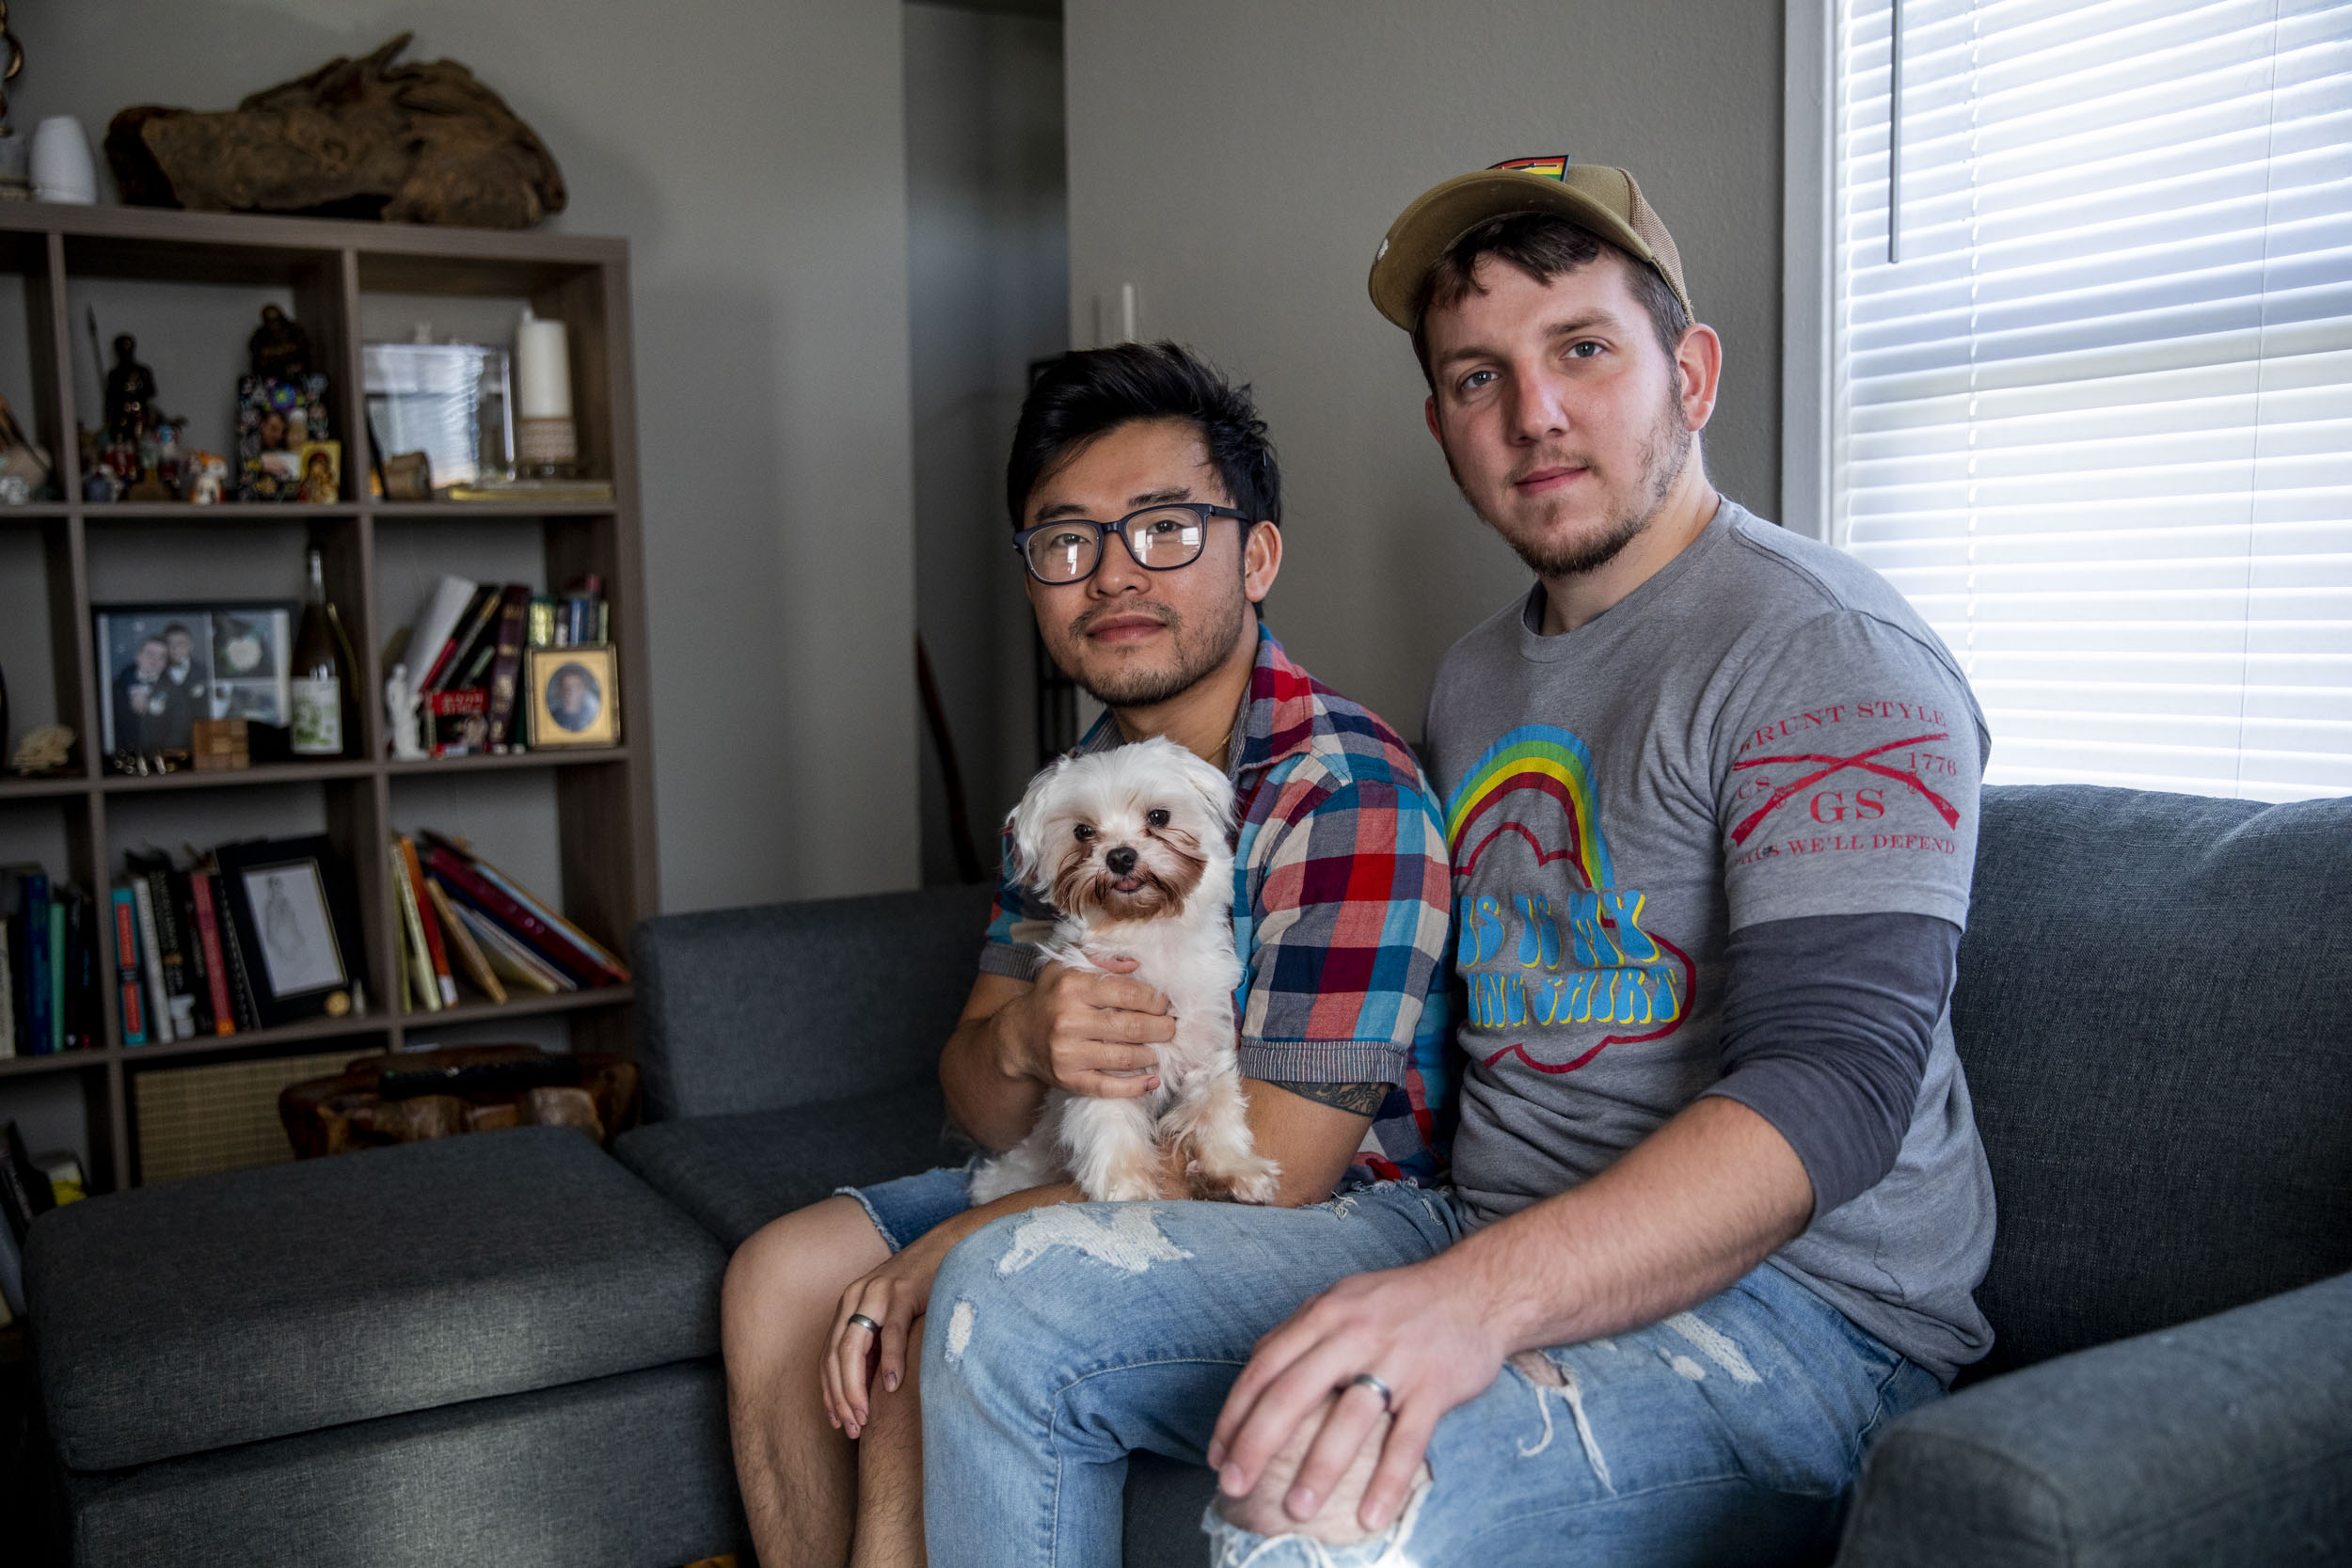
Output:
[968, 736, 1281, 1206]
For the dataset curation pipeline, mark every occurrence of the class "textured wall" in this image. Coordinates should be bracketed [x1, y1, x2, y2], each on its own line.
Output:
[1062, 0, 1786, 741]
[8, 0, 921, 911]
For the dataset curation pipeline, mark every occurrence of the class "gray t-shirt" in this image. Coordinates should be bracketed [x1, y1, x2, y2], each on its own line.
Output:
[1422, 499, 1996, 1381]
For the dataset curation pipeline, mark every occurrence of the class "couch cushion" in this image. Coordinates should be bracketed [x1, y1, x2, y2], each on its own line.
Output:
[1954, 785, 2352, 1376]
[632, 884, 994, 1119]
[62, 1360, 741, 1568]
[612, 1076, 958, 1250]
[25, 1126, 726, 1472]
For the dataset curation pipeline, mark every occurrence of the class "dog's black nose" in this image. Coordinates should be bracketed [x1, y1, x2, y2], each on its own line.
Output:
[1105, 847, 1138, 875]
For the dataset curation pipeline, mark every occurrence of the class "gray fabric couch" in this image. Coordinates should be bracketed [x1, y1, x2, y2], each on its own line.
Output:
[19, 786, 2351, 1566]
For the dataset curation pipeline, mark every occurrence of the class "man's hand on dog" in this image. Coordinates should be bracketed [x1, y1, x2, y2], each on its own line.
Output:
[996, 958, 1174, 1098]
[1207, 1260, 1507, 1534]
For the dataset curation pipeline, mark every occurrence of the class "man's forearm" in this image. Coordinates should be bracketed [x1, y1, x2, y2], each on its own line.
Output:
[939, 1012, 1042, 1153]
[1449, 1095, 1814, 1354]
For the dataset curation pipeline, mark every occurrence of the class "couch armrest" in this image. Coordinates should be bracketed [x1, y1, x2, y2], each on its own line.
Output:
[631, 884, 995, 1119]
[1836, 1269, 2352, 1567]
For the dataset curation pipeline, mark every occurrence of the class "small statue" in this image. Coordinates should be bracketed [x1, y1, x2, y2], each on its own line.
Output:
[248, 304, 313, 382]
[385, 662, 426, 759]
[103, 334, 156, 445]
[187, 451, 228, 505]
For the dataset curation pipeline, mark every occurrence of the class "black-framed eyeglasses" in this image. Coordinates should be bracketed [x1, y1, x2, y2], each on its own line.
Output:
[1011, 503, 1248, 585]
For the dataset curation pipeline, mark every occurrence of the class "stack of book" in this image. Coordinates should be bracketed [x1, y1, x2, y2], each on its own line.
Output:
[388, 831, 628, 1014]
[107, 849, 246, 1045]
[104, 836, 367, 1045]
[398, 574, 614, 758]
[0, 866, 102, 1058]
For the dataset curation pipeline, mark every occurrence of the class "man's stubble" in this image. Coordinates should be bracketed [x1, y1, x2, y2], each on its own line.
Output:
[1450, 377, 1692, 580]
[1052, 584, 1248, 710]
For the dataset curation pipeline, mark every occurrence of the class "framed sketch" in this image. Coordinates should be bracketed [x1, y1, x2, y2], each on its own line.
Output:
[94, 602, 294, 758]
[213, 835, 368, 1028]
[526, 643, 619, 748]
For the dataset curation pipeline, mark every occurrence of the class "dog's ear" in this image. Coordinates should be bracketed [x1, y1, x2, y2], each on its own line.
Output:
[1006, 754, 1073, 893]
[1166, 738, 1237, 835]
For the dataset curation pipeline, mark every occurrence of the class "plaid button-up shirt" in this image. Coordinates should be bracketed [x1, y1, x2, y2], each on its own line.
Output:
[981, 626, 1456, 1181]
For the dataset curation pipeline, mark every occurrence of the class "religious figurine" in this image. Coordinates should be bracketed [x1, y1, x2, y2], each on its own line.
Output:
[248, 304, 313, 382]
[103, 333, 156, 445]
[385, 662, 426, 759]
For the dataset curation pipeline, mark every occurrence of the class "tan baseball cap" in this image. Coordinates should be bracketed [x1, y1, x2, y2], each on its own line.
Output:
[1367, 157, 1692, 331]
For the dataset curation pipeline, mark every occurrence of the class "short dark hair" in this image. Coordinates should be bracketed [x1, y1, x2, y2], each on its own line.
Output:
[1006, 342, 1281, 530]
[1409, 212, 1691, 388]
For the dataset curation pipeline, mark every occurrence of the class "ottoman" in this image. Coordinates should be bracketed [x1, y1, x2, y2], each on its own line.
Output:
[24, 1126, 740, 1568]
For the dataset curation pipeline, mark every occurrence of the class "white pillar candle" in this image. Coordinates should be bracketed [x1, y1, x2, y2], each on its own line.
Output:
[514, 309, 573, 420]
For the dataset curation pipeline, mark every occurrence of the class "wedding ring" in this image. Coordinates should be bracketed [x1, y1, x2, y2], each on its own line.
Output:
[847, 1313, 883, 1334]
[1345, 1372, 1395, 1411]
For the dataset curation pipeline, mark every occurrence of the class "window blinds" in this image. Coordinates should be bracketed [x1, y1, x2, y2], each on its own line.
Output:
[1831, 0, 2351, 801]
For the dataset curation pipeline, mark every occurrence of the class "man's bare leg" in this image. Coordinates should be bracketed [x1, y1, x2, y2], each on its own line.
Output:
[723, 1196, 891, 1568]
[850, 1328, 926, 1567]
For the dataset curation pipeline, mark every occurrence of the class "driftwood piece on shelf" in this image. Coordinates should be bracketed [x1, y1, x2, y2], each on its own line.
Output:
[105, 33, 565, 229]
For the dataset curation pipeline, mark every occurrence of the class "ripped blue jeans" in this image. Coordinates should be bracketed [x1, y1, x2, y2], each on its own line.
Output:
[918, 1183, 1941, 1567]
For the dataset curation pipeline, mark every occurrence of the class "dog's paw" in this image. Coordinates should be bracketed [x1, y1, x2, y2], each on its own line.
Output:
[1223, 1156, 1282, 1205]
[1101, 1171, 1169, 1203]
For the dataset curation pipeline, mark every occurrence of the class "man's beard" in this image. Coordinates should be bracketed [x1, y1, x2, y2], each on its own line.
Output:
[1055, 588, 1247, 709]
[1458, 384, 1692, 579]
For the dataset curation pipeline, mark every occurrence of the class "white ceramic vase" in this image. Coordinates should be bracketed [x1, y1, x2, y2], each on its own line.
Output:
[30, 117, 97, 205]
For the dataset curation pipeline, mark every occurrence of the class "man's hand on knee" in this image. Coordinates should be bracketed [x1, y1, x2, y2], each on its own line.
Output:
[1208, 1259, 1503, 1533]
[1214, 1396, 1426, 1545]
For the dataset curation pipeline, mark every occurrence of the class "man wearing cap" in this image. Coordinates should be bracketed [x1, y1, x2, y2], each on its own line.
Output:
[921, 161, 1993, 1567]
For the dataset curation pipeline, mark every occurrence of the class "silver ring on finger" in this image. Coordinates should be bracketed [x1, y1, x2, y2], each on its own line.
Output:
[1345, 1371, 1395, 1411]
[847, 1313, 883, 1333]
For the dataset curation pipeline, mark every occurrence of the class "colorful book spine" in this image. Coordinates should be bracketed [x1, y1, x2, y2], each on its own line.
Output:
[419, 850, 595, 984]
[0, 917, 14, 1059]
[61, 889, 96, 1051]
[469, 858, 629, 980]
[22, 873, 50, 1056]
[483, 585, 533, 748]
[143, 865, 196, 1042]
[189, 873, 236, 1037]
[111, 887, 147, 1046]
[45, 899, 65, 1055]
[130, 878, 174, 1042]
[215, 895, 262, 1036]
[398, 837, 457, 1006]
[389, 840, 440, 1013]
[450, 904, 568, 993]
[424, 878, 505, 1005]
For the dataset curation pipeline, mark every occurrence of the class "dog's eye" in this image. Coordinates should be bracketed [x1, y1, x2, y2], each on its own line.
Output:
[1073, 823, 1095, 843]
[1145, 809, 1170, 828]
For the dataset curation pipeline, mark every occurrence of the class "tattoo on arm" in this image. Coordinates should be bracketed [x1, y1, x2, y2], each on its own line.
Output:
[1263, 1080, 1391, 1116]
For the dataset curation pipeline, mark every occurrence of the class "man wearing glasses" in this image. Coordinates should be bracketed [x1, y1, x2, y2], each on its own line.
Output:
[720, 342, 1455, 1568]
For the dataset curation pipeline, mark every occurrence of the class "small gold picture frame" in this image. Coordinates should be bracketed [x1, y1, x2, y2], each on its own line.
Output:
[526, 643, 619, 748]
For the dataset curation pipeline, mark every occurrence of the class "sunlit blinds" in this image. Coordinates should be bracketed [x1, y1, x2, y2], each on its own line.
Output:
[1832, 0, 2352, 800]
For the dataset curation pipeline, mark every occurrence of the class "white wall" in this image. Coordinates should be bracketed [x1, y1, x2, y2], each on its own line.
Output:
[8, 0, 921, 911]
[903, 2, 1069, 884]
[1063, 0, 1787, 741]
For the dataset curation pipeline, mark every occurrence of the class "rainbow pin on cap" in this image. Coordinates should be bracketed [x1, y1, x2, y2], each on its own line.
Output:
[1368, 157, 1692, 331]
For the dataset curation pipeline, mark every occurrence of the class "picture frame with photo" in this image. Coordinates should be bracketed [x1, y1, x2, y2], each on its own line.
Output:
[526, 643, 620, 748]
[212, 834, 369, 1028]
[94, 602, 294, 758]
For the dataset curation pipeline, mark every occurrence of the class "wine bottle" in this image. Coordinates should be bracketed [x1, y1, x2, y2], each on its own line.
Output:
[291, 547, 349, 757]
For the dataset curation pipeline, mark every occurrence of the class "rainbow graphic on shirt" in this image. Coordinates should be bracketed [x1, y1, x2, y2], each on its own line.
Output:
[1444, 725, 1613, 890]
[1443, 724, 1691, 1073]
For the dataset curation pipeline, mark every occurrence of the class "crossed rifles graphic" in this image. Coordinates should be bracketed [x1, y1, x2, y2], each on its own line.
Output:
[1728, 731, 1962, 847]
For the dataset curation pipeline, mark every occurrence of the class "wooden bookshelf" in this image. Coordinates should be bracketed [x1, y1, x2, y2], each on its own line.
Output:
[0, 203, 656, 1193]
